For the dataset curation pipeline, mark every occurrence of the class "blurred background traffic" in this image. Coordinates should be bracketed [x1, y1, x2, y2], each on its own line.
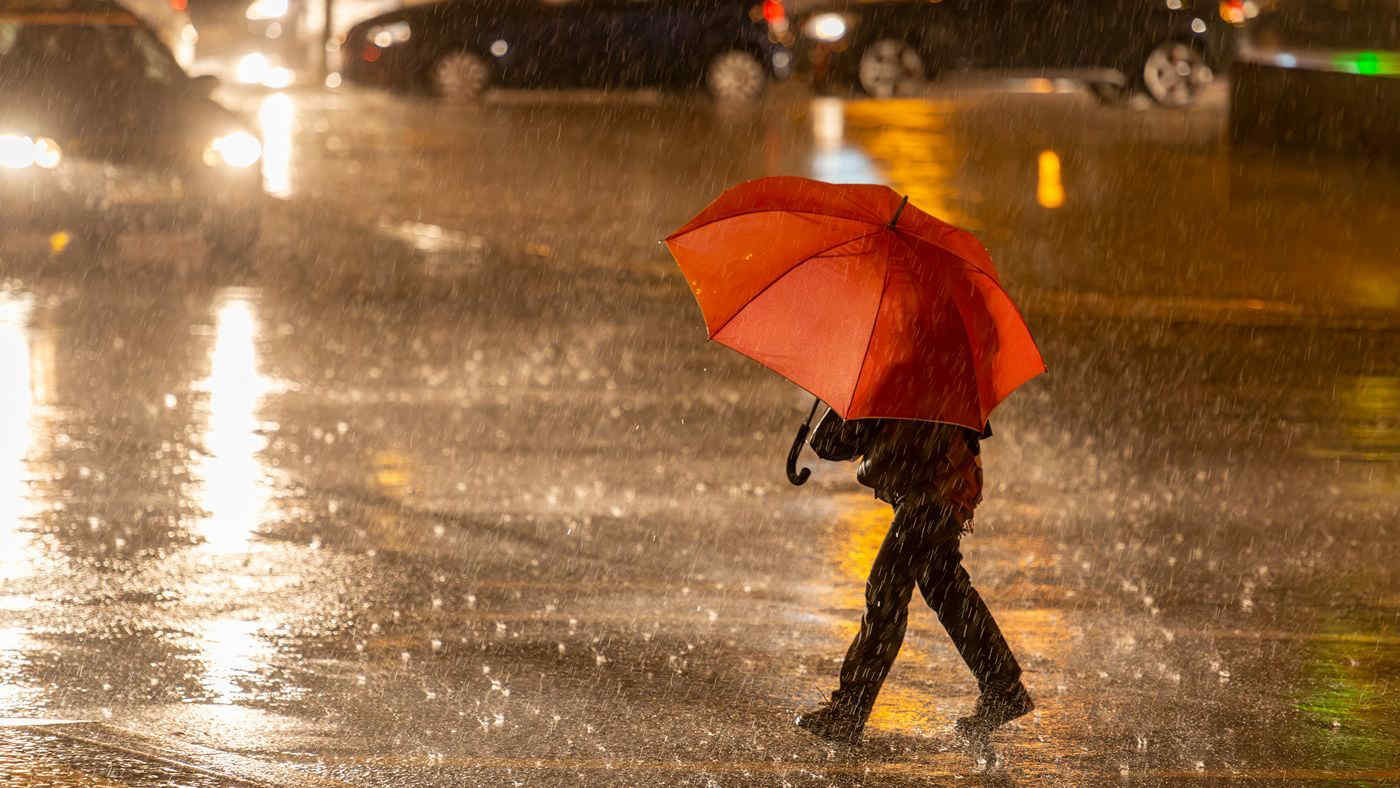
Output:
[3, 0, 1397, 261]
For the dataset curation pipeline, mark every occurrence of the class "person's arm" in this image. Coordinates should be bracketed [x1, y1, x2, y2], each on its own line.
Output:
[809, 409, 880, 462]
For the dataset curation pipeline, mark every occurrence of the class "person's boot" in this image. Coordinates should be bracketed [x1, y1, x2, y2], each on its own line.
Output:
[954, 681, 1033, 740]
[795, 690, 871, 744]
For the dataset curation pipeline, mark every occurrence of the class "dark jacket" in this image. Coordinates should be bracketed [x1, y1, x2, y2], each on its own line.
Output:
[810, 410, 987, 517]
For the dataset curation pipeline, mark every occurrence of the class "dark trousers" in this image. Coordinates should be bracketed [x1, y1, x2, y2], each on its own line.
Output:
[836, 501, 1021, 713]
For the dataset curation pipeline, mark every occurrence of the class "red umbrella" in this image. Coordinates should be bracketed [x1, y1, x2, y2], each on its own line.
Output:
[665, 176, 1045, 483]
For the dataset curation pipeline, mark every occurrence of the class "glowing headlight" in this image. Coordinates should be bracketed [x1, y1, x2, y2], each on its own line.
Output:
[0, 135, 36, 169]
[0, 135, 58, 169]
[245, 0, 287, 21]
[367, 21, 411, 48]
[803, 13, 848, 42]
[205, 130, 262, 168]
[33, 137, 61, 168]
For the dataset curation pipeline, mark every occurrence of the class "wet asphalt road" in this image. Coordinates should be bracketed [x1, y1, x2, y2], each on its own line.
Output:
[0, 80, 1397, 785]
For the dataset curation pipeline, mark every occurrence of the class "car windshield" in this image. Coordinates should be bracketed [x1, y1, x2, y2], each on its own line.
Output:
[0, 18, 184, 87]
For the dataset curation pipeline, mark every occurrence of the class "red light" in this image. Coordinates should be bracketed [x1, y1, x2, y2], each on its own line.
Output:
[362, 44, 381, 62]
[762, 0, 784, 23]
[169, 0, 186, 10]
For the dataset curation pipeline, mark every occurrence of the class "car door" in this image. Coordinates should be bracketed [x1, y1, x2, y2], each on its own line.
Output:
[480, 0, 607, 87]
[994, 0, 1060, 68]
[937, 0, 1022, 69]
[611, 0, 690, 86]
[1030, 0, 1113, 69]
[538, 0, 632, 87]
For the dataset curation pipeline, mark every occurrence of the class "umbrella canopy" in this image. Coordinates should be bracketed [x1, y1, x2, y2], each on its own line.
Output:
[665, 176, 1045, 430]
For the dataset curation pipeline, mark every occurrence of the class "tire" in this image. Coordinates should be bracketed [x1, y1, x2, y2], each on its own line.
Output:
[431, 51, 492, 101]
[1140, 40, 1213, 108]
[856, 39, 925, 98]
[706, 50, 766, 103]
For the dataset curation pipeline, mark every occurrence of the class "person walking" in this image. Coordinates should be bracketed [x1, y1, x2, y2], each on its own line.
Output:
[795, 409, 1032, 744]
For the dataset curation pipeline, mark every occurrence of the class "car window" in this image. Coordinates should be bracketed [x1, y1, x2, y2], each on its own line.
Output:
[0, 19, 182, 84]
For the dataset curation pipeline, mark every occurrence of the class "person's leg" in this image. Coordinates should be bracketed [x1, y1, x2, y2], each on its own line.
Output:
[797, 504, 921, 741]
[915, 514, 1032, 735]
[916, 534, 1021, 692]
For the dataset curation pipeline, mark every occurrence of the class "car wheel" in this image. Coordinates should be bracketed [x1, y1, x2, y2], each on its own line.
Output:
[706, 50, 766, 103]
[857, 39, 925, 98]
[1141, 40, 1213, 108]
[432, 51, 492, 101]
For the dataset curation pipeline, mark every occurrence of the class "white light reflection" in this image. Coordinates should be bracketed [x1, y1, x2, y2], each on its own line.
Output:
[199, 617, 275, 704]
[259, 93, 294, 199]
[192, 294, 273, 554]
[0, 296, 36, 582]
[808, 98, 883, 184]
[234, 52, 295, 89]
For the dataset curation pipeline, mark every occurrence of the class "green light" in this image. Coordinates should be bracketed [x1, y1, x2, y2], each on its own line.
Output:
[1330, 50, 1400, 77]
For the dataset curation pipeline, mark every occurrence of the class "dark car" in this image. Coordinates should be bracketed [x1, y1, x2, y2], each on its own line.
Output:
[798, 0, 1240, 107]
[1230, 0, 1400, 152]
[0, 0, 262, 256]
[340, 0, 794, 102]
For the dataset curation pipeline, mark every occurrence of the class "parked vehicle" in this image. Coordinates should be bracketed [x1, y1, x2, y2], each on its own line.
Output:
[340, 0, 793, 101]
[798, 0, 1240, 107]
[0, 0, 263, 257]
[1231, 0, 1400, 152]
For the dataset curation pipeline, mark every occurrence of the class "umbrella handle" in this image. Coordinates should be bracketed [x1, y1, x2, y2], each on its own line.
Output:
[786, 422, 812, 486]
[785, 396, 821, 486]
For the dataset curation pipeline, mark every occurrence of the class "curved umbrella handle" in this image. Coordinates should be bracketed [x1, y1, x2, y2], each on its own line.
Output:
[786, 422, 812, 486]
[785, 396, 822, 486]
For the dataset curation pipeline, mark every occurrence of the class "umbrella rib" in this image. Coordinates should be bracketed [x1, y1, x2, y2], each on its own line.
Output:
[946, 274, 989, 424]
[665, 208, 880, 241]
[706, 228, 885, 339]
[893, 231, 999, 281]
[846, 237, 894, 416]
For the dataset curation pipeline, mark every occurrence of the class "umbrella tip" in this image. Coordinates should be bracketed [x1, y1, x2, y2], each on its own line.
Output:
[888, 195, 909, 229]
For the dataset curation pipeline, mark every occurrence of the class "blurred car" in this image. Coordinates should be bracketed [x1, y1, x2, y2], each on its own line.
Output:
[0, 0, 263, 256]
[340, 0, 794, 102]
[1230, 0, 1400, 151]
[120, 0, 199, 69]
[798, 0, 1240, 106]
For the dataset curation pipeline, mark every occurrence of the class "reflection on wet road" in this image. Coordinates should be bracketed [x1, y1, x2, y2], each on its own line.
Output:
[0, 83, 1395, 783]
[193, 293, 274, 555]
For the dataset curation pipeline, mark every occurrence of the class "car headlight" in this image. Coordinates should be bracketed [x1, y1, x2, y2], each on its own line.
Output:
[245, 0, 287, 21]
[205, 130, 262, 168]
[366, 21, 411, 48]
[0, 135, 61, 169]
[803, 12, 850, 43]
